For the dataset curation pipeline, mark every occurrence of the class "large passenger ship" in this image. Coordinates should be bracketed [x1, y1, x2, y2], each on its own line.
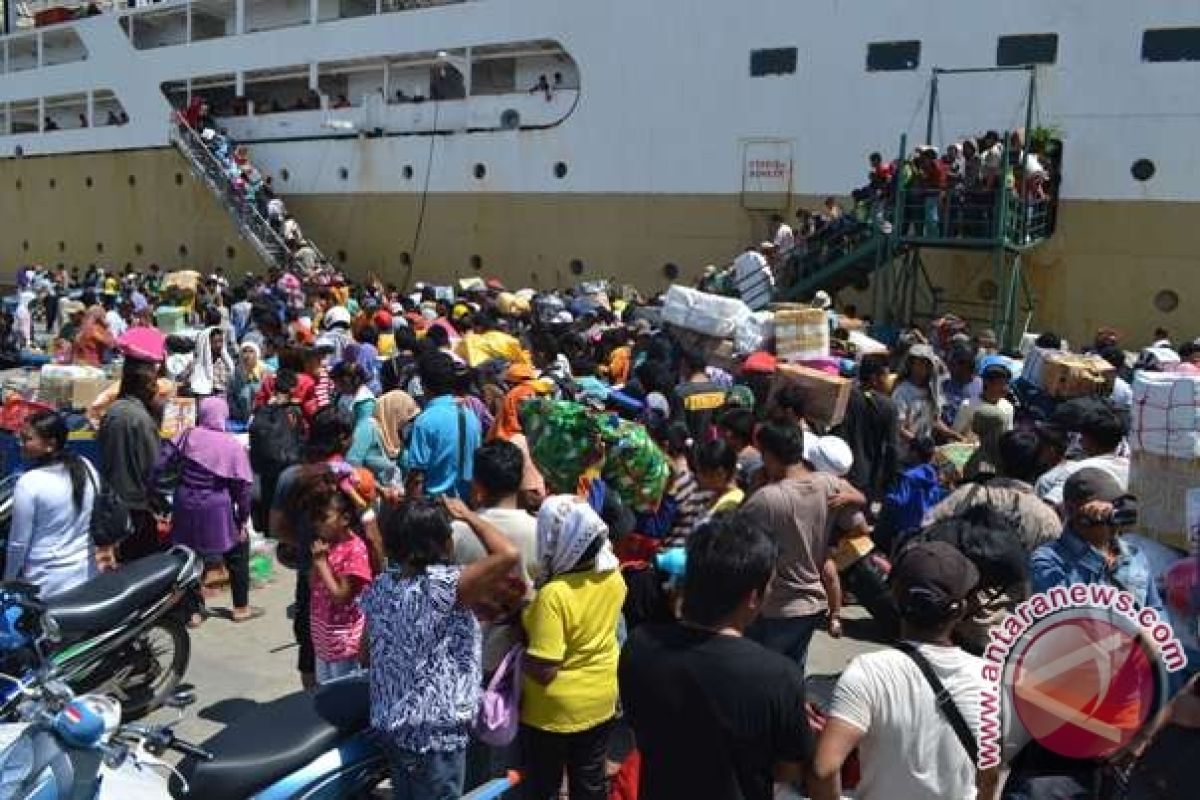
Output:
[0, 0, 1198, 344]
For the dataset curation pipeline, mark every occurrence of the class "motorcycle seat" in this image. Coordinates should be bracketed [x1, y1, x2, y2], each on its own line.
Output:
[45, 550, 191, 639]
[182, 677, 371, 799]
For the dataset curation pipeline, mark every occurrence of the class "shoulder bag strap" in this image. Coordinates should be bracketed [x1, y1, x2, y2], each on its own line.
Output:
[894, 641, 978, 763]
[456, 403, 468, 489]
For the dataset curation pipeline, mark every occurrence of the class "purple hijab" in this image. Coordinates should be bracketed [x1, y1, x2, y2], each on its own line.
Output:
[178, 397, 253, 483]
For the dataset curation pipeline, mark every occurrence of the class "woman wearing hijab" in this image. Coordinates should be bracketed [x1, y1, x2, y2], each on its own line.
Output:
[374, 389, 420, 468]
[489, 363, 539, 442]
[520, 495, 627, 800]
[188, 326, 235, 397]
[891, 343, 959, 464]
[227, 341, 272, 424]
[159, 396, 259, 624]
[331, 361, 396, 486]
[72, 306, 116, 365]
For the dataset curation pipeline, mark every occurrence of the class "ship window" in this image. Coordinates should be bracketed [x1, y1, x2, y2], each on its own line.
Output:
[866, 40, 921, 72]
[1154, 290, 1179, 313]
[226, 246, 237, 259]
[48, 178, 56, 189]
[1131, 159, 1156, 181]
[554, 161, 568, 179]
[750, 47, 798, 77]
[14, 179, 21, 190]
[96, 243, 104, 254]
[1142, 28, 1200, 62]
[57, 241, 65, 253]
[337, 250, 348, 263]
[997, 34, 1058, 66]
[280, 168, 291, 182]
[178, 245, 189, 257]
[85, 177, 93, 188]
[135, 244, 144, 255]
[474, 163, 487, 180]
[470, 255, 483, 272]
[21, 241, 28, 252]
[402, 165, 414, 180]
[128, 175, 137, 187]
[663, 263, 680, 280]
[338, 167, 349, 180]
[175, 173, 184, 186]
[399, 252, 412, 266]
[569, 259, 585, 276]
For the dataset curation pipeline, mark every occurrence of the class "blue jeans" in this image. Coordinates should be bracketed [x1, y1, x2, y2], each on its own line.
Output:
[747, 612, 825, 676]
[388, 747, 465, 800]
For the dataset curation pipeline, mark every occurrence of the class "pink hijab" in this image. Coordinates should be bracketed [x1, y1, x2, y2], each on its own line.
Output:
[178, 397, 253, 483]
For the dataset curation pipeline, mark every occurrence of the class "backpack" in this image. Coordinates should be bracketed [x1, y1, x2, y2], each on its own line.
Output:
[87, 472, 133, 548]
[249, 403, 305, 528]
[909, 513, 1029, 594]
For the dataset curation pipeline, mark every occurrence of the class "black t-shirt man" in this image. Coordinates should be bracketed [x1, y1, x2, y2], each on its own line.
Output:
[619, 622, 814, 800]
[673, 379, 727, 442]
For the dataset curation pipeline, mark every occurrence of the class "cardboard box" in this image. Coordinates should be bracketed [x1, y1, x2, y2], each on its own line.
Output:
[774, 308, 829, 362]
[1129, 450, 1200, 552]
[70, 377, 112, 411]
[1024, 348, 1115, 398]
[770, 363, 852, 429]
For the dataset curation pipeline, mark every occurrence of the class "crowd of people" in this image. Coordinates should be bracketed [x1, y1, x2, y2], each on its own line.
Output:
[2, 252, 1199, 800]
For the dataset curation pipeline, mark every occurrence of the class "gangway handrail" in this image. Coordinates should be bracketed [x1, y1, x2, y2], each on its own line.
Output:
[170, 115, 294, 270]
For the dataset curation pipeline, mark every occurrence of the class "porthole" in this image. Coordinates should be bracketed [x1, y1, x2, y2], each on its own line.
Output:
[48, 178, 56, 189]
[128, 175, 136, 187]
[1154, 289, 1179, 313]
[500, 109, 520, 129]
[338, 167, 349, 180]
[84, 176, 93, 188]
[96, 242, 104, 253]
[569, 259, 584, 276]
[662, 262, 680, 280]
[977, 279, 1000, 302]
[225, 246, 236, 259]
[1131, 159, 1155, 182]
[399, 251, 412, 266]
[279, 168, 290, 182]
[178, 244, 188, 257]
[553, 161, 568, 179]
[402, 165, 414, 180]
[336, 250, 347, 263]
[473, 163, 487, 180]
[134, 243, 144, 255]
[174, 173, 184, 186]
[469, 255, 483, 272]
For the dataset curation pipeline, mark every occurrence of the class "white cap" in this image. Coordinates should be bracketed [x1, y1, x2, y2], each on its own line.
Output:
[805, 435, 854, 477]
[812, 290, 832, 311]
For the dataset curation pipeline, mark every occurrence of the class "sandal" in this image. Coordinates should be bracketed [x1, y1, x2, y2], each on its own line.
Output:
[230, 606, 266, 623]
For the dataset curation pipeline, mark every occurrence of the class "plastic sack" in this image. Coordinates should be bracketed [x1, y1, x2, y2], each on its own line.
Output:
[599, 417, 670, 514]
[520, 399, 602, 494]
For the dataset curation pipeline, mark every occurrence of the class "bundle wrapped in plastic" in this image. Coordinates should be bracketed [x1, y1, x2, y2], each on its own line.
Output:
[598, 416, 670, 514]
[520, 398, 602, 494]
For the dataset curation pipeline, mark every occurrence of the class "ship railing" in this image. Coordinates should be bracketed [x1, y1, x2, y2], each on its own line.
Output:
[169, 116, 294, 270]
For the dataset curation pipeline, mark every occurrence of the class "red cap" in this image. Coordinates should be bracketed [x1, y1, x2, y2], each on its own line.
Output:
[373, 310, 393, 330]
[742, 351, 778, 374]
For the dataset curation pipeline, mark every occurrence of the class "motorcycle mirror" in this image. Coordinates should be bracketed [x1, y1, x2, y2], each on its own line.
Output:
[41, 613, 61, 644]
[166, 689, 197, 709]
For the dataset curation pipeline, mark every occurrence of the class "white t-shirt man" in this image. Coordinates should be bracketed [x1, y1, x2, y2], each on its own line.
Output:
[829, 643, 986, 800]
[452, 506, 538, 672]
[952, 396, 1015, 436]
[267, 197, 286, 221]
[1035, 452, 1130, 507]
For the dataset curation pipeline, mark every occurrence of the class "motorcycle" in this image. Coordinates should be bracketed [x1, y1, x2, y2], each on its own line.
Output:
[0, 546, 203, 722]
[0, 583, 522, 799]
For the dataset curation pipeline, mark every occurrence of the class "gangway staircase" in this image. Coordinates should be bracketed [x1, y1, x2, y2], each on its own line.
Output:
[170, 118, 327, 272]
[775, 66, 1055, 351]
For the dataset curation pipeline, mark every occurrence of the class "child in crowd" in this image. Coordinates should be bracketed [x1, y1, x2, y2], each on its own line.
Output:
[304, 476, 373, 684]
[692, 438, 744, 513]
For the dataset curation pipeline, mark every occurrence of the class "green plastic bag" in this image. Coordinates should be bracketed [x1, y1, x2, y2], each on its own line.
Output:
[598, 417, 671, 514]
[520, 399, 602, 494]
